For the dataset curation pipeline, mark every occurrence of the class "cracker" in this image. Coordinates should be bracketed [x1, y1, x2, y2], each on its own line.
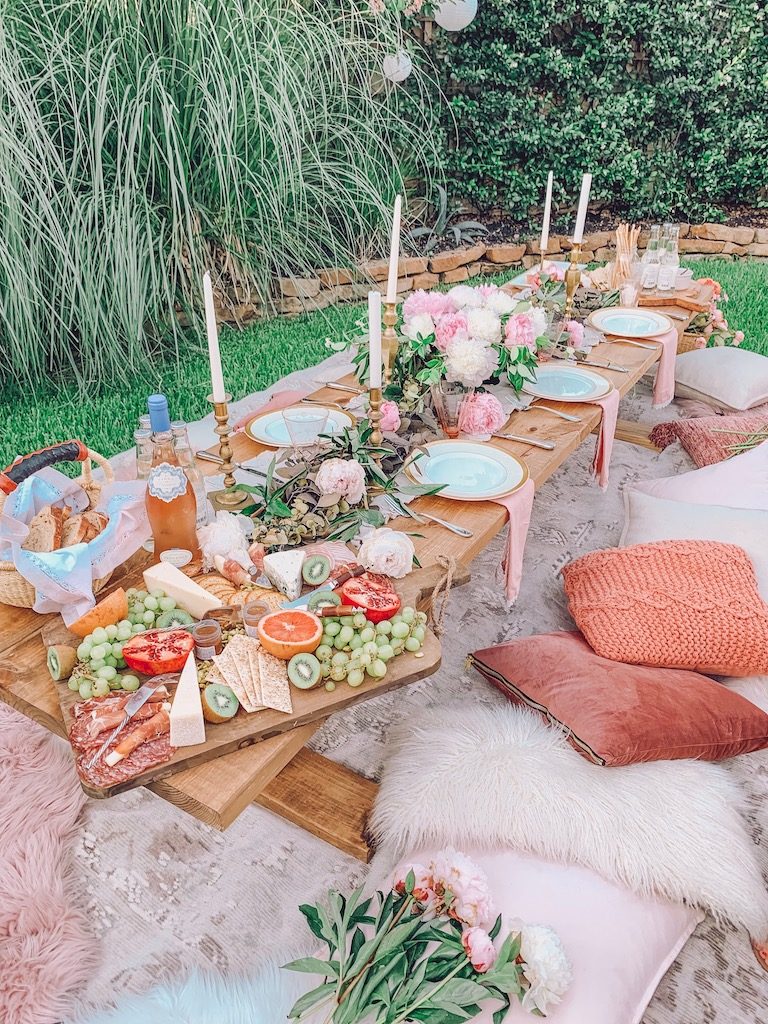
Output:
[257, 649, 293, 715]
[212, 644, 255, 713]
[225, 635, 263, 711]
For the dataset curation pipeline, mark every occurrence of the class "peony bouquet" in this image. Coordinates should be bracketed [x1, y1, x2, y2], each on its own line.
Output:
[283, 849, 571, 1022]
[687, 277, 744, 348]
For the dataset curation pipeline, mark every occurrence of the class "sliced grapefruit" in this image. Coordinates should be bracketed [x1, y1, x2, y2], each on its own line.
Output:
[257, 609, 323, 660]
[69, 587, 129, 638]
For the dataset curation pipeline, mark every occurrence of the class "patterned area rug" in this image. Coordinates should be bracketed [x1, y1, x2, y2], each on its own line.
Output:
[63, 366, 767, 1023]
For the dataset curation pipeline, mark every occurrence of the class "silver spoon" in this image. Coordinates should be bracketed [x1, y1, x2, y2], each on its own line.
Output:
[492, 433, 556, 451]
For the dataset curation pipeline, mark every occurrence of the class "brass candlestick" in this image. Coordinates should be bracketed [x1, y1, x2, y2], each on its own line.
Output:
[382, 301, 399, 387]
[206, 394, 251, 511]
[563, 243, 583, 321]
[368, 385, 383, 463]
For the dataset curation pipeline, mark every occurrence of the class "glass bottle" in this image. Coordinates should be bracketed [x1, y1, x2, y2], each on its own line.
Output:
[171, 420, 210, 531]
[640, 225, 661, 290]
[138, 414, 151, 430]
[145, 394, 200, 558]
[657, 224, 680, 292]
[134, 428, 153, 480]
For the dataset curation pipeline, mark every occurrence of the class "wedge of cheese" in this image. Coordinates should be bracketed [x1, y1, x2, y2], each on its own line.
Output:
[143, 561, 222, 619]
[170, 651, 206, 747]
[262, 549, 304, 600]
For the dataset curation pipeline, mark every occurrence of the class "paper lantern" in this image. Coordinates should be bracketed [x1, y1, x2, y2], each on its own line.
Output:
[383, 49, 413, 83]
[434, 0, 478, 31]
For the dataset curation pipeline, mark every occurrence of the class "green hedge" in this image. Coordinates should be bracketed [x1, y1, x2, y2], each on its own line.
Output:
[436, 0, 768, 221]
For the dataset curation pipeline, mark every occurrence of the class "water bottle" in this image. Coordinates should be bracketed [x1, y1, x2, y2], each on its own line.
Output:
[134, 428, 153, 480]
[171, 421, 210, 530]
[641, 225, 661, 290]
[657, 224, 680, 293]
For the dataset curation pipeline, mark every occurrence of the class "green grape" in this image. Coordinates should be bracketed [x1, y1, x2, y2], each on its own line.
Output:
[68, 676, 81, 691]
[416, 611, 428, 625]
[324, 681, 336, 692]
[330, 666, 346, 682]
[121, 674, 141, 692]
[131, 623, 146, 634]
[92, 678, 111, 698]
[76, 641, 92, 661]
[105, 624, 118, 641]
[375, 634, 391, 647]
[333, 634, 349, 651]
[377, 644, 395, 662]
[367, 659, 387, 679]
[340, 616, 356, 627]
[405, 636, 422, 652]
[91, 626, 108, 645]
[78, 680, 93, 699]
[359, 627, 376, 644]
[375, 619, 393, 636]
[412, 625, 426, 644]
[96, 665, 117, 681]
[108, 677, 124, 690]
[401, 607, 416, 625]
[363, 641, 379, 658]
[390, 613, 403, 625]
[118, 618, 132, 630]
[337, 625, 354, 646]
[320, 663, 331, 679]
[89, 659, 106, 672]
[349, 635, 363, 651]
[117, 625, 132, 642]
[347, 669, 365, 687]
[322, 633, 336, 649]
[324, 621, 341, 637]
[315, 645, 333, 662]
[89, 643, 108, 662]
[132, 601, 145, 615]
[391, 639, 405, 655]
[116, 658, 126, 669]
[125, 588, 138, 599]
[391, 622, 410, 640]
[149, 589, 164, 600]
[331, 651, 349, 667]
[159, 596, 176, 612]
[358, 652, 372, 668]
[111, 641, 124, 658]
[352, 613, 366, 629]
[142, 610, 156, 625]
[135, 590, 149, 601]
[105, 656, 117, 668]
[144, 595, 159, 611]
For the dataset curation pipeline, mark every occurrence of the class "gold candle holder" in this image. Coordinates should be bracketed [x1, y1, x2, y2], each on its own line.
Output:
[368, 385, 383, 462]
[382, 301, 399, 387]
[563, 243, 583, 321]
[206, 394, 251, 512]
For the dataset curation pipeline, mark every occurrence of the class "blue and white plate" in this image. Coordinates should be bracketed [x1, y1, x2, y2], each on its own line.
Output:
[405, 440, 528, 502]
[245, 406, 355, 448]
[522, 364, 611, 403]
[587, 307, 673, 338]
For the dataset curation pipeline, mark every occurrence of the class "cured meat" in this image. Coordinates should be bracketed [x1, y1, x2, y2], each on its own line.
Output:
[71, 688, 169, 719]
[77, 735, 174, 790]
[105, 708, 170, 766]
[69, 703, 162, 752]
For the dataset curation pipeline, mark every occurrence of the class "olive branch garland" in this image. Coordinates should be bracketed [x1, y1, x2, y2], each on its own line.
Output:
[283, 871, 532, 1024]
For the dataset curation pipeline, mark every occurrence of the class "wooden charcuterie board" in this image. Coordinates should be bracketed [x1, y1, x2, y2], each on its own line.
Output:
[638, 280, 713, 313]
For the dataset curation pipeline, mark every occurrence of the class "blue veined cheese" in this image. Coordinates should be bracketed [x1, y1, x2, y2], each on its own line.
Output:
[262, 550, 305, 600]
[169, 652, 206, 747]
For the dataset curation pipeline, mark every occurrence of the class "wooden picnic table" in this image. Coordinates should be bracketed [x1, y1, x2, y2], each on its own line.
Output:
[0, 288, 707, 860]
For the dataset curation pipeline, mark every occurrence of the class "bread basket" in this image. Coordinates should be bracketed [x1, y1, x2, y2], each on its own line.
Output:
[0, 441, 115, 609]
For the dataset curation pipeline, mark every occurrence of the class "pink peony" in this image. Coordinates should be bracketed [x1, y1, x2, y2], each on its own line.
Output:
[564, 319, 585, 349]
[703, 324, 714, 338]
[476, 283, 499, 299]
[393, 861, 434, 904]
[733, 330, 744, 346]
[403, 289, 457, 321]
[526, 271, 542, 289]
[315, 458, 366, 505]
[694, 336, 707, 349]
[430, 850, 495, 928]
[505, 312, 536, 352]
[543, 260, 565, 282]
[434, 311, 469, 352]
[462, 927, 498, 973]
[380, 400, 401, 432]
[458, 392, 506, 436]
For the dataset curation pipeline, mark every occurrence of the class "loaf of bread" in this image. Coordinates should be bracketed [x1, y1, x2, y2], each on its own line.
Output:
[21, 504, 109, 553]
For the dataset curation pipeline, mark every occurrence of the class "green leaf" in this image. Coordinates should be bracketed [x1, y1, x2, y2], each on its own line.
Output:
[494, 930, 521, 969]
[298, 904, 327, 945]
[488, 914, 502, 941]
[287, 981, 335, 1018]
[483, 964, 522, 996]
[435, 978, 489, 1004]
[409, 1008, 468, 1024]
[349, 926, 366, 961]
[282, 956, 337, 977]
[375, 917, 422, 960]
[492, 995, 511, 1024]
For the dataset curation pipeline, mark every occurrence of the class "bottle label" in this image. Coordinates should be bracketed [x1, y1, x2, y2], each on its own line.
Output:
[147, 463, 188, 503]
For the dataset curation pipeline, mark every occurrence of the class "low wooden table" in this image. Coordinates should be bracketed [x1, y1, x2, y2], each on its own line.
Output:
[0, 288, 705, 859]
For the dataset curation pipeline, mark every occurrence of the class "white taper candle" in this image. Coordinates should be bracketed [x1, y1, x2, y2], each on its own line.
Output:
[572, 173, 592, 245]
[368, 290, 382, 389]
[540, 171, 553, 255]
[203, 272, 226, 403]
[385, 194, 402, 304]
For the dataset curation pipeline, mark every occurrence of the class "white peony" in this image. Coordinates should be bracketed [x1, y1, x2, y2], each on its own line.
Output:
[519, 924, 573, 1015]
[465, 307, 502, 345]
[444, 337, 499, 388]
[357, 527, 414, 578]
[447, 284, 484, 309]
[484, 290, 519, 316]
[529, 306, 548, 338]
[404, 312, 436, 341]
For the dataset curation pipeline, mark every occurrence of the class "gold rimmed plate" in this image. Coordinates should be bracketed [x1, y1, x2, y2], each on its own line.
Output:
[587, 306, 673, 338]
[245, 405, 355, 448]
[404, 440, 529, 502]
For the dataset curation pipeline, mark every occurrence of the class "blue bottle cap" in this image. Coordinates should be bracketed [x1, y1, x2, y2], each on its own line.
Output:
[147, 394, 171, 434]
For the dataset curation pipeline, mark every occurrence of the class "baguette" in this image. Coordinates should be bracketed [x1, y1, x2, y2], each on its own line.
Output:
[22, 506, 59, 553]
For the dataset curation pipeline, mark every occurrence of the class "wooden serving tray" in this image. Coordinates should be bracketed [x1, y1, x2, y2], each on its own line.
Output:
[53, 629, 441, 799]
[638, 280, 713, 314]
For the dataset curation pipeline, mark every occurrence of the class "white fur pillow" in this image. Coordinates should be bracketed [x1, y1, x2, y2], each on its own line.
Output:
[369, 702, 768, 939]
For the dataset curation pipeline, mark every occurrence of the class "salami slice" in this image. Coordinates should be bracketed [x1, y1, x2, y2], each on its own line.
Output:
[77, 735, 174, 790]
[68, 703, 161, 753]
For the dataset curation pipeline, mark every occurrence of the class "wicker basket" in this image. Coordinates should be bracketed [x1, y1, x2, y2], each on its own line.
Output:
[678, 332, 703, 355]
[0, 448, 115, 609]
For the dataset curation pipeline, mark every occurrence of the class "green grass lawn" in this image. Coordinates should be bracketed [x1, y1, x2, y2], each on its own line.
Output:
[1, 258, 766, 468]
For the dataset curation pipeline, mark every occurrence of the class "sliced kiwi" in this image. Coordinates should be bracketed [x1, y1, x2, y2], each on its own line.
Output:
[287, 652, 322, 690]
[308, 590, 341, 612]
[47, 644, 78, 681]
[302, 554, 331, 586]
[202, 682, 240, 723]
[156, 608, 195, 628]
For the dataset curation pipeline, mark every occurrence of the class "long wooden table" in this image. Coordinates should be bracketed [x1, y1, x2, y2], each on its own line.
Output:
[0, 291, 703, 859]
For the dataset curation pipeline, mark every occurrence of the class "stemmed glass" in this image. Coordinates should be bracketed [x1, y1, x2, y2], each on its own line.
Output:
[431, 382, 473, 439]
[281, 407, 329, 458]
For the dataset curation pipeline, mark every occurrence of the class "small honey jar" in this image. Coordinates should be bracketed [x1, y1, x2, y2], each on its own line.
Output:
[192, 619, 223, 660]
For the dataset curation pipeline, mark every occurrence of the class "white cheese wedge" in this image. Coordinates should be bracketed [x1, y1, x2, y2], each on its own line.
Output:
[169, 651, 206, 747]
[143, 561, 222, 619]
[262, 549, 305, 600]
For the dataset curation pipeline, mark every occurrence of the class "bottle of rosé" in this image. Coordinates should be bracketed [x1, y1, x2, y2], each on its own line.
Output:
[145, 394, 200, 558]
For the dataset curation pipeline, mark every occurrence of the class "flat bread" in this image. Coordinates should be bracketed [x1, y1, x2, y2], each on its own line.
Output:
[257, 649, 293, 715]
[211, 644, 256, 713]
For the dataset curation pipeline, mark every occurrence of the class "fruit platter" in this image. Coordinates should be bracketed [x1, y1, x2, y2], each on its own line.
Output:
[42, 545, 441, 799]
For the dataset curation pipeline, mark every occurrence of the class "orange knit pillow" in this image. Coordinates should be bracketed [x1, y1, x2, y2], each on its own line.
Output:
[562, 540, 768, 676]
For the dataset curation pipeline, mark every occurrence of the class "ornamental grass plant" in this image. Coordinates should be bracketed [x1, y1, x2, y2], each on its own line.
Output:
[0, 0, 438, 390]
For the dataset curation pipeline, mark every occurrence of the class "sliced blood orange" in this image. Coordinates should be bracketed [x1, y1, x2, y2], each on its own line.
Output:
[257, 610, 323, 660]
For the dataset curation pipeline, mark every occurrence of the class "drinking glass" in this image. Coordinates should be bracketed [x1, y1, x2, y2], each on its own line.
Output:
[431, 382, 473, 439]
[281, 407, 329, 452]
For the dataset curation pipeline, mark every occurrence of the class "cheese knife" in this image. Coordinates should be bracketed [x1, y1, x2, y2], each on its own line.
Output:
[84, 673, 179, 770]
[282, 565, 367, 609]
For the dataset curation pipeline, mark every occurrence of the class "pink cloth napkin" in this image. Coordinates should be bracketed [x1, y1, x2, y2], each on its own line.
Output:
[587, 388, 620, 490]
[651, 327, 679, 409]
[493, 476, 535, 603]
[232, 389, 310, 432]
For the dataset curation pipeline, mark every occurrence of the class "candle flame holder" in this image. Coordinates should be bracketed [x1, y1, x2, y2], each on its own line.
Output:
[206, 394, 252, 512]
[382, 301, 399, 387]
[563, 243, 583, 321]
[368, 385, 384, 464]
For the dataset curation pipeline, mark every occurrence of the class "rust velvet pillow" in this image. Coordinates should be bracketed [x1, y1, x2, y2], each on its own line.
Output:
[470, 631, 768, 766]
[561, 540, 768, 677]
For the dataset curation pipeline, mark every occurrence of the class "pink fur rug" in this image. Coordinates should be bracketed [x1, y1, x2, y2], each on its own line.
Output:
[0, 704, 96, 1024]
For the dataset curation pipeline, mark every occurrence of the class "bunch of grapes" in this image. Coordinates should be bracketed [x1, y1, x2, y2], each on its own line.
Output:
[70, 588, 175, 700]
[315, 606, 427, 692]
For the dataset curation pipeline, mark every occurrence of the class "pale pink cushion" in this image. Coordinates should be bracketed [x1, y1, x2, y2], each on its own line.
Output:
[381, 847, 701, 1024]
[632, 439, 768, 510]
